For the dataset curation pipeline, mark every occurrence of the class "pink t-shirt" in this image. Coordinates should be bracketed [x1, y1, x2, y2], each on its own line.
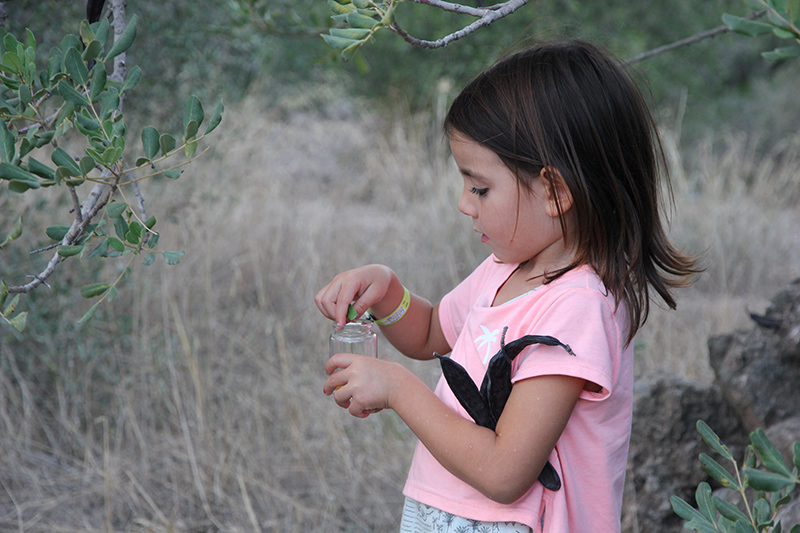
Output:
[403, 255, 633, 532]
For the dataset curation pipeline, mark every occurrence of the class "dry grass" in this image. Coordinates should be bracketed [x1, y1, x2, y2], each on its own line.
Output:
[1, 91, 799, 531]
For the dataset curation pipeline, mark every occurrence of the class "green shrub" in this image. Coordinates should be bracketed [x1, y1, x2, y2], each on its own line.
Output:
[672, 420, 800, 532]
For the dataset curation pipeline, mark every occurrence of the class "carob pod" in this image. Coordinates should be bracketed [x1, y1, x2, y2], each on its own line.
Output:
[434, 353, 494, 429]
[437, 326, 575, 492]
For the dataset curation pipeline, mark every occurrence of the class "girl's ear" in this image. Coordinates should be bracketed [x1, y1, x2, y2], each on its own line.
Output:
[539, 167, 574, 218]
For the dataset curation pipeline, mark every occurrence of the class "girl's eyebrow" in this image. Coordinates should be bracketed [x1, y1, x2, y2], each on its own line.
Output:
[457, 166, 489, 183]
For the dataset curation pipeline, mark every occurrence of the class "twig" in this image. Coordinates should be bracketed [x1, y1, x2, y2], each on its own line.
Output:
[626, 10, 767, 65]
[391, 0, 528, 48]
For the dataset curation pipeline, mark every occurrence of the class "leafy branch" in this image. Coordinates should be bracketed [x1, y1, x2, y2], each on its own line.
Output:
[0, 0, 223, 331]
[321, 0, 529, 59]
[672, 420, 800, 533]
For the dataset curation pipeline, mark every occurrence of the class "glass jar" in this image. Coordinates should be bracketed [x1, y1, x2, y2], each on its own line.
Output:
[329, 320, 378, 358]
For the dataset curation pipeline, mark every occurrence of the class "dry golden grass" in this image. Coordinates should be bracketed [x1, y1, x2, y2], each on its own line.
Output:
[1, 92, 799, 531]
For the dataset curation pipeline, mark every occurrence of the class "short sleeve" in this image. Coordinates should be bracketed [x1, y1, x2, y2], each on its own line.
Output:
[510, 286, 626, 401]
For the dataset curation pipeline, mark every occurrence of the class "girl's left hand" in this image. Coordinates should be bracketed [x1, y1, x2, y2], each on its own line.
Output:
[323, 354, 404, 417]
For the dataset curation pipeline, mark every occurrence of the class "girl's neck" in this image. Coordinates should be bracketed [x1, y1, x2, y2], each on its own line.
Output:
[492, 258, 576, 306]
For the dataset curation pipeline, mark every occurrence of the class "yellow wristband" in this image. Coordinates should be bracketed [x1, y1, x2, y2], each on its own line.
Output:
[374, 286, 410, 327]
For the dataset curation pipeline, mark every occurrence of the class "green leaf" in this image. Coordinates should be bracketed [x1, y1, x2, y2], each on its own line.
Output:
[184, 119, 199, 143]
[141, 126, 159, 160]
[203, 99, 223, 135]
[104, 14, 138, 60]
[751, 428, 793, 477]
[106, 202, 127, 219]
[670, 496, 719, 533]
[185, 140, 197, 158]
[698, 420, 734, 460]
[80, 156, 95, 175]
[346, 11, 379, 29]
[794, 442, 800, 472]
[330, 27, 372, 39]
[744, 468, 796, 492]
[0, 216, 22, 248]
[183, 95, 204, 134]
[82, 40, 103, 62]
[162, 168, 182, 180]
[7, 311, 27, 332]
[57, 79, 90, 107]
[77, 302, 100, 325]
[713, 495, 750, 523]
[0, 162, 40, 186]
[328, 0, 356, 15]
[160, 133, 176, 155]
[3, 294, 19, 317]
[722, 13, 775, 37]
[753, 498, 771, 528]
[0, 118, 15, 162]
[108, 236, 125, 252]
[100, 89, 120, 119]
[143, 252, 156, 266]
[763, 45, 800, 61]
[89, 62, 107, 101]
[80, 283, 111, 299]
[322, 33, 360, 50]
[57, 244, 84, 257]
[347, 304, 359, 321]
[163, 251, 185, 265]
[745, 445, 758, 469]
[101, 146, 122, 166]
[700, 454, 741, 489]
[121, 65, 141, 93]
[74, 112, 101, 132]
[88, 239, 110, 258]
[46, 225, 70, 241]
[52, 147, 82, 175]
[731, 520, 758, 533]
[695, 483, 717, 523]
[93, 18, 111, 47]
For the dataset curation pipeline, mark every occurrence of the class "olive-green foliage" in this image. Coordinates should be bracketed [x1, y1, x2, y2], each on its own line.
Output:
[7, 0, 798, 142]
[0, 9, 222, 331]
[672, 420, 800, 533]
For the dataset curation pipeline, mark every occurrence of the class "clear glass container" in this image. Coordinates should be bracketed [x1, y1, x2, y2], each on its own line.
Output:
[329, 320, 378, 358]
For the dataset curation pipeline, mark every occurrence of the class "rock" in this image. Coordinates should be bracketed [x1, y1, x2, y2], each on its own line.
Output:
[622, 373, 747, 533]
[708, 278, 800, 432]
[764, 416, 800, 468]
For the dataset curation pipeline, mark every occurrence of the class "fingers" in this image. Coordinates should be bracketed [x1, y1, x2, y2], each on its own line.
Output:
[314, 265, 394, 325]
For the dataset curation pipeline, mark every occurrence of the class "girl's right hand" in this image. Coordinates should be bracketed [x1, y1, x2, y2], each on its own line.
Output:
[314, 264, 397, 326]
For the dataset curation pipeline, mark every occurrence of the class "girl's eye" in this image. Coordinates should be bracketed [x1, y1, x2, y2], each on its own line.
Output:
[470, 186, 488, 197]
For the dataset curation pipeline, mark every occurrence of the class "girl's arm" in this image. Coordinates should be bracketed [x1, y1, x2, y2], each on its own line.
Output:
[324, 354, 585, 504]
[315, 264, 450, 360]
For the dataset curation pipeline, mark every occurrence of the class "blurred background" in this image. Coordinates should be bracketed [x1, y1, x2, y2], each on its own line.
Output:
[1, 0, 799, 530]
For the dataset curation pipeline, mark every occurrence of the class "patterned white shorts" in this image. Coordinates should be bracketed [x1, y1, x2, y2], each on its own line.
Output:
[399, 497, 532, 533]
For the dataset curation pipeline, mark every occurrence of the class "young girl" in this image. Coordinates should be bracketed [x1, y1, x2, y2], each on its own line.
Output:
[315, 40, 698, 532]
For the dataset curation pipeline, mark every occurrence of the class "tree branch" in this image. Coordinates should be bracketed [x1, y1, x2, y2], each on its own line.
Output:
[7, 0, 130, 295]
[626, 10, 767, 65]
[390, 0, 528, 48]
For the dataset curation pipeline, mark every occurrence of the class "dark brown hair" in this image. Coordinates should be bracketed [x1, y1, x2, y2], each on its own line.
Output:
[444, 40, 700, 344]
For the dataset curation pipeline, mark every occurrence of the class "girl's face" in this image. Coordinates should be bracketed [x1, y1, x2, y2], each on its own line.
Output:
[450, 132, 574, 274]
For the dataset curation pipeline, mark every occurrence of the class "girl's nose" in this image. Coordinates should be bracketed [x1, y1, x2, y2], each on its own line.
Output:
[458, 190, 477, 218]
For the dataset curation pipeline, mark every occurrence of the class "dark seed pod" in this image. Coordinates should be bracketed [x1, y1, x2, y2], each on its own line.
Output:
[436, 329, 576, 492]
[538, 460, 562, 491]
[434, 353, 494, 429]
